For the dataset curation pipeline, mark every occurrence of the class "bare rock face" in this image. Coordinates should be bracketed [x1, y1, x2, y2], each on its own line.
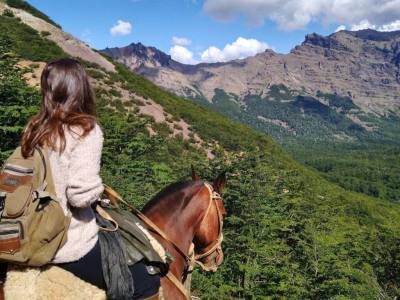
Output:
[100, 30, 400, 116]
[102, 43, 172, 71]
[284, 30, 400, 115]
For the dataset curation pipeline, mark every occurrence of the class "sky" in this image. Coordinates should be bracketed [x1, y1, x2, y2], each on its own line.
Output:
[28, 0, 400, 65]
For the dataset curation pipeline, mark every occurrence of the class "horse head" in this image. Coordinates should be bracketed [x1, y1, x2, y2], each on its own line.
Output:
[191, 169, 226, 273]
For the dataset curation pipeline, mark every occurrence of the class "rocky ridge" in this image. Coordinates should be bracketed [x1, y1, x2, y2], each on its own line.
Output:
[101, 30, 400, 116]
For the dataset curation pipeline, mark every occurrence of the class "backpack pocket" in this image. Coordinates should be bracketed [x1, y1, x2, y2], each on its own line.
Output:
[0, 164, 33, 193]
[0, 221, 23, 254]
[0, 164, 34, 218]
[4, 185, 34, 218]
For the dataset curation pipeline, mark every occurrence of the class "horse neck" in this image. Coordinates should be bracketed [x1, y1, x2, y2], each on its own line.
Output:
[143, 183, 208, 261]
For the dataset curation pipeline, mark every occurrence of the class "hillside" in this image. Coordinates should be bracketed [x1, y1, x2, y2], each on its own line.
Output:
[1, 1, 400, 299]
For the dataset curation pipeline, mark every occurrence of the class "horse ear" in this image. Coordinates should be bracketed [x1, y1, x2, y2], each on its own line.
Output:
[213, 172, 226, 194]
[191, 165, 201, 181]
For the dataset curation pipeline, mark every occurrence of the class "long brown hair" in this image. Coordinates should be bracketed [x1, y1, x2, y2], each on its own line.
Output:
[21, 58, 97, 157]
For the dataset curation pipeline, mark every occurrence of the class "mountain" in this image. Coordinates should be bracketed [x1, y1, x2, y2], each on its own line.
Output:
[101, 30, 400, 116]
[99, 30, 400, 144]
[1, 1, 400, 298]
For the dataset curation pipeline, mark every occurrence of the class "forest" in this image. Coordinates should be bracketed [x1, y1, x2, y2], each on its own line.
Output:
[193, 83, 400, 203]
[1, 8, 400, 299]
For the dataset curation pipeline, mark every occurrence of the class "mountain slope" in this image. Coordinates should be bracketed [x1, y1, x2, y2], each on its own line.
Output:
[1, 2, 400, 298]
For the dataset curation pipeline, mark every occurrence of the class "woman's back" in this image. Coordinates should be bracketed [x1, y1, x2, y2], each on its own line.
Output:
[49, 123, 104, 263]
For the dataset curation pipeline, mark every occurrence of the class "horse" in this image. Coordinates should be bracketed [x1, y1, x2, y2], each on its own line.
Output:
[142, 170, 227, 299]
[1, 170, 226, 300]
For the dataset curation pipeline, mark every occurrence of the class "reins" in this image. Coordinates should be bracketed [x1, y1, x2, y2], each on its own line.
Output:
[103, 182, 224, 300]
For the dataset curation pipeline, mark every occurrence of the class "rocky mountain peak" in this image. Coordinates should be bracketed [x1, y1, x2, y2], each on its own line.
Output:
[302, 32, 352, 52]
[102, 42, 172, 68]
[344, 29, 400, 41]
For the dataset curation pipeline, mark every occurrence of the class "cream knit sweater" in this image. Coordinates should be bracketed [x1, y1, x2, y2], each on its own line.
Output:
[48, 124, 104, 263]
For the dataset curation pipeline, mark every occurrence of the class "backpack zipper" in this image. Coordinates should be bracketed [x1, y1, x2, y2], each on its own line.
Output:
[0, 221, 24, 239]
[4, 165, 34, 175]
[0, 229, 19, 235]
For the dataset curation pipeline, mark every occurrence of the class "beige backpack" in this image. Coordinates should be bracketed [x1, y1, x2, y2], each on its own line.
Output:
[0, 146, 70, 266]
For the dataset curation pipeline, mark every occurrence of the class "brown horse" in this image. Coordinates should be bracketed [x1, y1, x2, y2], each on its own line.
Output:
[142, 170, 227, 299]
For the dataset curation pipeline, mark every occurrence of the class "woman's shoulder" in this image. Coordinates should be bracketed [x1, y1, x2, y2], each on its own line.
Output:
[66, 123, 103, 151]
[68, 123, 103, 139]
[84, 123, 103, 140]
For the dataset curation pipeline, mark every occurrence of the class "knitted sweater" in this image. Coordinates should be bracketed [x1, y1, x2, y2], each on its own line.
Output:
[49, 124, 104, 263]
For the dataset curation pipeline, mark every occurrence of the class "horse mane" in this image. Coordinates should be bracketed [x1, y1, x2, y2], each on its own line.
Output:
[142, 180, 204, 212]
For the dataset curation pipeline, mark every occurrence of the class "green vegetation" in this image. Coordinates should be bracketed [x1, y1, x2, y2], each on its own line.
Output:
[0, 15, 66, 61]
[1, 13, 400, 299]
[195, 86, 400, 202]
[5, 0, 61, 28]
[40, 30, 51, 37]
[316, 90, 358, 112]
[266, 83, 295, 100]
[0, 36, 40, 162]
[2, 8, 14, 17]
[292, 141, 400, 201]
[192, 153, 400, 299]
[212, 89, 367, 142]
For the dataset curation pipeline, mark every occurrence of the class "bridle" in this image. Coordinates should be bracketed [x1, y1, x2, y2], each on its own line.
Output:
[103, 182, 225, 300]
[188, 182, 224, 273]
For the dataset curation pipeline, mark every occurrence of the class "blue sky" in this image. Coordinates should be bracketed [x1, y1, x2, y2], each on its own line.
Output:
[27, 0, 400, 64]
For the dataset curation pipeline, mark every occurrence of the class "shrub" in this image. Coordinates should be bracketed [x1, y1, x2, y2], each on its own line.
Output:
[3, 9, 14, 17]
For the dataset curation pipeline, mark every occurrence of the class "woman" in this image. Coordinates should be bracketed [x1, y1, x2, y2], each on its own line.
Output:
[20, 58, 160, 299]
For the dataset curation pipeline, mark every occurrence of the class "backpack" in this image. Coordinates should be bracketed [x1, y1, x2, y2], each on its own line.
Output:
[0, 146, 71, 266]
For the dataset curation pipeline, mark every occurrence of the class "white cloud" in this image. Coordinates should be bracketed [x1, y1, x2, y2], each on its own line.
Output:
[335, 25, 346, 32]
[169, 45, 198, 64]
[203, 0, 400, 31]
[200, 37, 270, 63]
[200, 46, 225, 63]
[110, 20, 132, 36]
[351, 19, 400, 32]
[350, 20, 374, 31]
[379, 20, 400, 31]
[172, 36, 192, 46]
[170, 37, 271, 64]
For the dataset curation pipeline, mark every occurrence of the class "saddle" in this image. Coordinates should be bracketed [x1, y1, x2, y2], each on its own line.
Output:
[95, 200, 170, 273]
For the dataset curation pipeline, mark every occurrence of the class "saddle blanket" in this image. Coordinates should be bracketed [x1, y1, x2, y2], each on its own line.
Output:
[4, 264, 106, 300]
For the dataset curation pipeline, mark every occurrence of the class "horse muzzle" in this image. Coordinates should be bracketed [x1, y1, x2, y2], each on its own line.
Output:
[196, 245, 224, 273]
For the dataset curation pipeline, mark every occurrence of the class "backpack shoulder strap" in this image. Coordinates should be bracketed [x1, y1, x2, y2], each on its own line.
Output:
[34, 146, 56, 196]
